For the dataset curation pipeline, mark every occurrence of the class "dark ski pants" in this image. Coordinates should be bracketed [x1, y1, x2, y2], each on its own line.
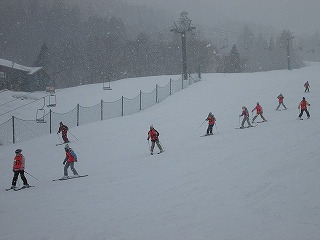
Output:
[64, 162, 78, 176]
[62, 134, 69, 143]
[252, 113, 266, 122]
[276, 102, 287, 110]
[12, 170, 28, 186]
[207, 124, 214, 134]
[241, 116, 252, 128]
[150, 140, 163, 153]
[299, 109, 310, 118]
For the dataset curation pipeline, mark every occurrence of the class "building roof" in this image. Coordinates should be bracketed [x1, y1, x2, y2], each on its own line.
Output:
[0, 58, 42, 75]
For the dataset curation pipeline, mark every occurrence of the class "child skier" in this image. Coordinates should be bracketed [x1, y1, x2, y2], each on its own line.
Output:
[276, 93, 287, 110]
[205, 112, 216, 135]
[298, 97, 310, 119]
[251, 102, 267, 123]
[62, 144, 79, 179]
[147, 125, 163, 155]
[10, 149, 30, 189]
[239, 106, 252, 128]
[57, 122, 69, 143]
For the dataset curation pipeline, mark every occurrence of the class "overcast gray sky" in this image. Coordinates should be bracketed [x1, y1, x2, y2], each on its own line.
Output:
[130, 0, 320, 36]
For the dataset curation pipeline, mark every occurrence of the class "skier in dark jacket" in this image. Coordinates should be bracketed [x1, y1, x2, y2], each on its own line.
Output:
[57, 122, 69, 143]
[304, 81, 310, 92]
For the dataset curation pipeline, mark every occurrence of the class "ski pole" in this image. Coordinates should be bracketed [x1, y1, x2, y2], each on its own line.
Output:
[147, 139, 151, 152]
[25, 171, 39, 181]
[197, 120, 206, 130]
[57, 133, 63, 144]
[215, 123, 219, 134]
[238, 116, 241, 128]
[158, 139, 165, 151]
[68, 130, 79, 141]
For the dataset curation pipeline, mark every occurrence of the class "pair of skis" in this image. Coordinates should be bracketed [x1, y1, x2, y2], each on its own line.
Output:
[6, 185, 34, 191]
[235, 125, 256, 129]
[150, 151, 164, 155]
[200, 133, 215, 137]
[52, 175, 88, 181]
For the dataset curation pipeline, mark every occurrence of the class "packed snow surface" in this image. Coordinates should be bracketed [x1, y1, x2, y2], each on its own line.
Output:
[1, 63, 320, 240]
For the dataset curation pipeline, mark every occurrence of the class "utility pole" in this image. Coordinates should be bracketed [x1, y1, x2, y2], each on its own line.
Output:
[171, 11, 195, 80]
[282, 32, 294, 70]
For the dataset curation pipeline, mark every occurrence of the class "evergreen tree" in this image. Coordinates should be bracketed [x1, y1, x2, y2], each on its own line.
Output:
[226, 44, 241, 73]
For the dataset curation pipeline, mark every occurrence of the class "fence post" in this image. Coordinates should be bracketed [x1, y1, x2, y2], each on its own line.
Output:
[139, 90, 142, 110]
[170, 78, 172, 95]
[101, 99, 103, 121]
[121, 96, 124, 116]
[156, 84, 158, 103]
[12, 116, 15, 144]
[77, 103, 80, 126]
[182, 74, 184, 90]
[49, 109, 52, 134]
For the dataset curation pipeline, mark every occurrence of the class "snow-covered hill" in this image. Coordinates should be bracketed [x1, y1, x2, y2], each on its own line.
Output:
[1, 63, 320, 240]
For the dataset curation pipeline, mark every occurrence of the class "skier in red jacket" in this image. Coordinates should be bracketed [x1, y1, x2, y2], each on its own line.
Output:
[62, 144, 78, 179]
[276, 93, 287, 110]
[298, 97, 310, 119]
[57, 122, 69, 143]
[205, 112, 216, 135]
[251, 102, 267, 123]
[147, 125, 163, 155]
[10, 149, 29, 189]
[239, 106, 252, 128]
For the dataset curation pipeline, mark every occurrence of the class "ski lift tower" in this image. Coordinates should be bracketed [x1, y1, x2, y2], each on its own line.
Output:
[170, 11, 195, 80]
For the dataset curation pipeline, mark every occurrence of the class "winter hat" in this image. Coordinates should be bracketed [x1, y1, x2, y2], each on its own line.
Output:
[64, 144, 70, 149]
[150, 125, 154, 129]
[302, 97, 305, 100]
[15, 149, 22, 153]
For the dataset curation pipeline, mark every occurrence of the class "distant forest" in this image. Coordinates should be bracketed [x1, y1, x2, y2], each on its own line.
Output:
[0, 0, 319, 88]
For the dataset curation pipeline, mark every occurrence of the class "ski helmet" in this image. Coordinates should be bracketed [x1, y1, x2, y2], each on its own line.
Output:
[64, 144, 70, 149]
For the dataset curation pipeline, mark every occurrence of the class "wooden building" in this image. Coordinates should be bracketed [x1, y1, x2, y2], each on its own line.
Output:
[0, 58, 52, 92]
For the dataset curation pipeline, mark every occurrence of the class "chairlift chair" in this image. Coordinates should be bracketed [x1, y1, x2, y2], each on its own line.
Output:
[36, 97, 46, 123]
[103, 80, 112, 90]
[36, 109, 46, 123]
[47, 94, 56, 107]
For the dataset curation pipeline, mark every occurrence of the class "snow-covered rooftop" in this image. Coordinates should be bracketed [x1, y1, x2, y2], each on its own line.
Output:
[0, 58, 42, 75]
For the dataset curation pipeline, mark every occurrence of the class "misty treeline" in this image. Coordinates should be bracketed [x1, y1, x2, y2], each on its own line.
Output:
[0, 0, 317, 88]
